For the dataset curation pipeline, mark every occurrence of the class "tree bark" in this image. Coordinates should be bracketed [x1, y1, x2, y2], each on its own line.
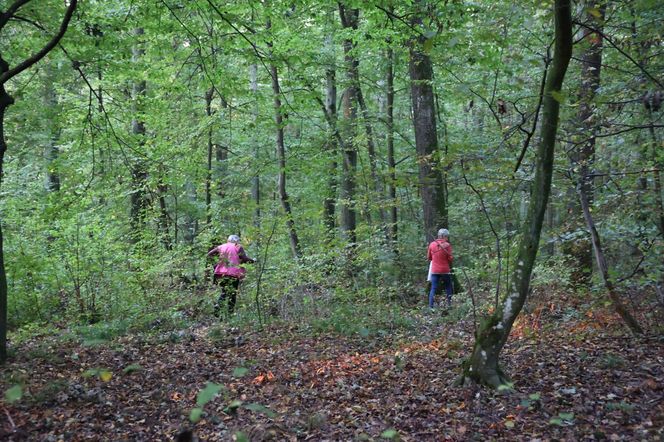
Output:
[386, 44, 398, 253]
[409, 2, 447, 241]
[563, 3, 606, 288]
[130, 28, 149, 235]
[267, 20, 301, 259]
[323, 28, 338, 244]
[578, 182, 644, 334]
[205, 87, 214, 226]
[250, 63, 261, 234]
[44, 61, 61, 192]
[461, 0, 573, 388]
[338, 4, 359, 247]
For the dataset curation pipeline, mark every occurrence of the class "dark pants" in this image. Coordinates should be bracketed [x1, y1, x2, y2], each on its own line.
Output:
[429, 273, 453, 308]
[213, 275, 240, 317]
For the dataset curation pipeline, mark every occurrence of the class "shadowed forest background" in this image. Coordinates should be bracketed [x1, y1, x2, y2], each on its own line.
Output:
[0, 0, 662, 440]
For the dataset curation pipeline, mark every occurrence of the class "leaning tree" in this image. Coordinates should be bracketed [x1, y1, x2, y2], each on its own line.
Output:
[459, 0, 573, 388]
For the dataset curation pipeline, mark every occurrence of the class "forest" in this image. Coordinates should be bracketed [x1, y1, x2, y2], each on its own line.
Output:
[0, 0, 662, 440]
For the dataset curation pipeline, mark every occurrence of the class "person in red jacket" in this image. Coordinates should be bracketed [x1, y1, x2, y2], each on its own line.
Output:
[207, 235, 255, 318]
[427, 228, 454, 308]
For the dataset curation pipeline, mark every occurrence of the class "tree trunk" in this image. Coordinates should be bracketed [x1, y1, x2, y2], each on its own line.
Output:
[268, 21, 301, 259]
[386, 44, 398, 253]
[409, 3, 447, 241]
[339, 4, 359, 247]
[205, 87, 214, 226]
[578, 182, 644, 334]
[563, 3, 606, 288]
[323, 29, 338, 244]
[250, 63, 261, 233]
[44, 61, 61, 192]
[461, 0, 573, 388]
[0, 87, 11, 365]
[357, 88, 388, 233]
[130, 28, 149, 235]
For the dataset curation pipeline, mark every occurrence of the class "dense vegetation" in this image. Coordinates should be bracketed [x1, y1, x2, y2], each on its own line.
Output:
[0, 0, 662, 438]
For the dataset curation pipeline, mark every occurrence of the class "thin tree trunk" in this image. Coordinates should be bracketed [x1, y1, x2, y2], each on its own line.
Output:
[386, 44, 398, 253]
[578, 182, 644, 334]
[0, 87, 10, 365]
[267, 21, 301, 258]
[357, 88, 388, 233]
[409, 2, 447, 241]
[250, 63, 261, 233]
[205, 87, 214, 226]
[460, 0, 573, 388]
[44, 62, 61, 192]
[323, 30, 338, 244]
[564, 3, 606, 287]
[157, 178, 172, 250]
[130, 28, 149, 235]
[339, 4, 359, 247]
[386, 51, 398, 243]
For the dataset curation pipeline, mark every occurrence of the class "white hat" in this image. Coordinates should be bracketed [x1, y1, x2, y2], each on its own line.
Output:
[227, 234, 240, 243]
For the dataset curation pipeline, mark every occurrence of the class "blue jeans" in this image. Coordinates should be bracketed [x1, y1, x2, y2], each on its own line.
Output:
[429, 273, 453, 308]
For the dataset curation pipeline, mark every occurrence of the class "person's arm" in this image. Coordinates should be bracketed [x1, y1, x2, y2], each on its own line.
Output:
[447, 244, 453, 264]
[237, 246, 255, 264]
[207, 246, 219, 258]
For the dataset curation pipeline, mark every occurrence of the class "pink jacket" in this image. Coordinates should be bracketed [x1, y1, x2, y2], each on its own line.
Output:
[211, 243, 247, 279]
[427, 239, 453, 274]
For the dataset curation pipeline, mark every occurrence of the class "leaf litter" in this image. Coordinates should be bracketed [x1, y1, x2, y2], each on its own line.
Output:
[1, 296, 662, 441]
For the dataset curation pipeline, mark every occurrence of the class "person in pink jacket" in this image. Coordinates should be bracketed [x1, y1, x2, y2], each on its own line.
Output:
[427, 228, 454, 308]
[207, 235, 255, 317]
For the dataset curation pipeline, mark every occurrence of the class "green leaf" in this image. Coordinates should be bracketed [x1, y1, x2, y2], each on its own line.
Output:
[232, 367, 249, 378]
[244, 403, 277, 418]
[528, 392, 541, 401]
[559, 412, 575, 421]
[381, 428, 399, 439]
[123, 364, 143, 374]
[5, 385, 22, 404]
[549, 417, 563, 426]
[423, 38, 434, 54]
[189, 407, 203, 423]
[234, 431, 249, 442]
[196, 382, 224, 407]
[224, 399, 243, 414]
[586, 7, 602, 19]
[504, 419, 515, 428]
[359, 327, 370, 338]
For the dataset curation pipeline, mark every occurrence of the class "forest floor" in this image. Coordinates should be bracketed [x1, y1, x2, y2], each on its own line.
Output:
[1, 289, 663, 441]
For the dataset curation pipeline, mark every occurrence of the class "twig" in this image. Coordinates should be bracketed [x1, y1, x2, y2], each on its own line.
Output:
[3, 405, 16, 430]
[254, 215, 279, 329]
[459, 267, 477, 337]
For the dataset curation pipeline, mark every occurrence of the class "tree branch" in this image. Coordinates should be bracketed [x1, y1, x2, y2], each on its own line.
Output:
[0, 0, 32, 30]
[574, 20, 663, 89]
[0, 0, 78, 85]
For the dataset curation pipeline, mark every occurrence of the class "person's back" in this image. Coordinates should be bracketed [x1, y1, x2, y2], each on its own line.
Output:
[427, 229, 454, 308]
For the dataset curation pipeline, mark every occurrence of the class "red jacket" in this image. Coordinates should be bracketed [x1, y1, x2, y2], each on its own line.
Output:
[428, 239, 453, 274]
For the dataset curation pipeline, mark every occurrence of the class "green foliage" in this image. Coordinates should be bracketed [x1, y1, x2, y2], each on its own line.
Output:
[4, 385, 23, 404]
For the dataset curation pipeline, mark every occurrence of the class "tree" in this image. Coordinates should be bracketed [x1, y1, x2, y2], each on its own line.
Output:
[338, 4, 359, 248]
[0, 0, 78, 364]
[460, 0, 573, 388]
[562, 2, 606, 288]
[409, 0, 447, 241]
